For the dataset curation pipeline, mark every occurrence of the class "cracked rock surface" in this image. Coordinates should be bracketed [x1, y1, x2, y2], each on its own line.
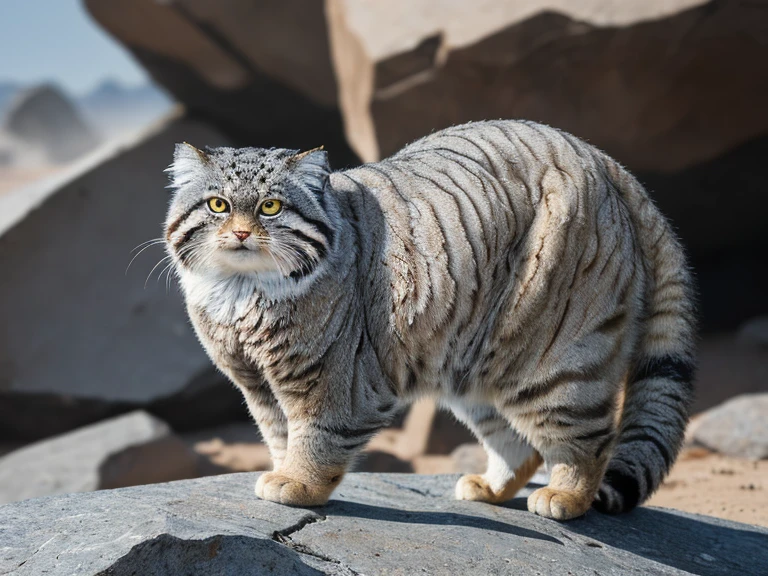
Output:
[1, 473, 766, 575]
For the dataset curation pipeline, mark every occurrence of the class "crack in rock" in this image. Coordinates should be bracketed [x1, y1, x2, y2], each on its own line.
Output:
[272, 513, 361, 575]
[378, 477, 442, 497]
[272, 512, 326, 541]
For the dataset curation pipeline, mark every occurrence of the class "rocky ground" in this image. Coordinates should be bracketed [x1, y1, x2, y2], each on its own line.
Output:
[2, 472, 766, 576]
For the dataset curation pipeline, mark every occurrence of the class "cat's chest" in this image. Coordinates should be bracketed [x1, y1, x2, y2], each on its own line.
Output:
[192, 304, 290, 371]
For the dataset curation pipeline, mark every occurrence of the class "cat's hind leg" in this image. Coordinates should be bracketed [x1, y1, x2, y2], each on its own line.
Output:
[446, 400, 542, 504]
[505, 379, 620, 520]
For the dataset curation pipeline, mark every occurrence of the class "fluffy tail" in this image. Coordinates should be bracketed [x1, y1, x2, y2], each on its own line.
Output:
[594, 154, 697, 514]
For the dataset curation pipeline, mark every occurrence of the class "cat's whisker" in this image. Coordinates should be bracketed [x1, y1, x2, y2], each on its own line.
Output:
[126, 240, 167, 275]
[130, 238, 165, 253]
[145, 255, 173, 289]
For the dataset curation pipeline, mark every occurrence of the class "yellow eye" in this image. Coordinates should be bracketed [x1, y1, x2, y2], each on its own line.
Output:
[207, 197, 230, 213]
[260, 199, 282, 216]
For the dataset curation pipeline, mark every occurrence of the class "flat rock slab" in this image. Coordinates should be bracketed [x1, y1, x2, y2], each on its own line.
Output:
[1, 474, 766, 575]
[0, 411, 199, 505]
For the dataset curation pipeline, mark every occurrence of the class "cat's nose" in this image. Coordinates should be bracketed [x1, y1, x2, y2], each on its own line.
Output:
[232, 230, 251, 241]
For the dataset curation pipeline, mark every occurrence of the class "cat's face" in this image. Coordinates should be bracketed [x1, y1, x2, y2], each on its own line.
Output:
[165, 144, 335, 284]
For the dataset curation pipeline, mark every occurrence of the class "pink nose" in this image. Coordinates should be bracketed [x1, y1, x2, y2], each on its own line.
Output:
[233, 230, 251, 241]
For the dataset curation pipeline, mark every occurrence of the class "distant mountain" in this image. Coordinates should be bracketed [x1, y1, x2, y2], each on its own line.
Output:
[0, 82, 24, 120]
[76, 79, 174, 138]
[0, 79, 175, 168]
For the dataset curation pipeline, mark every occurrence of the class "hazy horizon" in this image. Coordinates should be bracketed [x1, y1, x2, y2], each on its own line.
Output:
[0, 0, 151, 96]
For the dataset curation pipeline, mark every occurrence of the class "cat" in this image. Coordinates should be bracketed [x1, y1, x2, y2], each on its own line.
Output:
[164, 120, 696, 520]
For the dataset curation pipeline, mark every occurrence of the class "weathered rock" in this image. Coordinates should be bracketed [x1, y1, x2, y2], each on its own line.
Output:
[0, 115, 248, 440]
[84, 0, 359, 166]
[693, 394, 768, 460]
[86, 0, 766, 174]
[356, 451, 414, 473]
[691, 333, 768, 413]
[0, 411, 199, 505]
[85, 0, 768, 331]
[1, 473, 766, 575]
[4, 85, 100, 163]
[740, 316, 768, 348]
[451, 442, 488, 474]
[184, 422, 272, 475]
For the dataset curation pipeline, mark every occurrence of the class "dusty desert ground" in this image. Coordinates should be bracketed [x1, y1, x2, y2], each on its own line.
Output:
[647, 447, 767, 526]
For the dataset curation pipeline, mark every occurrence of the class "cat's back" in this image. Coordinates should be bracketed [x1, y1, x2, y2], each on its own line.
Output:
[331, 120, 638, 389]
[335, 120, 606, 222]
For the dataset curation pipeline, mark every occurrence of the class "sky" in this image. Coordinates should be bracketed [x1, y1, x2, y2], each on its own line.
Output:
[0, 0, 150, 96]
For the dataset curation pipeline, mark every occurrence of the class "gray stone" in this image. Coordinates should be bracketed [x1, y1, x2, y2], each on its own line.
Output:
[84, 0, 359, 167]
[451, 443, 488, 474]
[0, 115, 247, 440]
[86, 0, 761, 174]
[84, 0, 768, 330]
[1, 473, 766, 575]
[0, 411, 199, 505]
[693, 394, 768, 460]
[692, 334, 768, 413]
[740, 316, 768, 348]
[4, 85, 100, 163]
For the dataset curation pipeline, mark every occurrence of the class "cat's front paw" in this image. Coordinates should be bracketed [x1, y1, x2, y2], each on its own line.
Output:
[254, 471, 337, 506]
[455, 474, 498, 503]
[527, 487, 591, 520]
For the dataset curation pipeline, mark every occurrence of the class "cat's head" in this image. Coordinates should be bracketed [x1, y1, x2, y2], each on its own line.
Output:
[165, 143, 336, 286]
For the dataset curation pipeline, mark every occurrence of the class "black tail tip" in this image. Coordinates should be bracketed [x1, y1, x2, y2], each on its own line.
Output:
[593, 469, 641, 514]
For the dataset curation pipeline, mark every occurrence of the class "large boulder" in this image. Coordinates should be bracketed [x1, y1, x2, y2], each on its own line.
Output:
[83, 0, 359, 167]
[84, 0, 768, 330]
[0, 115, 247, 440]
[0, 411, 199, 505]
[0, 472, 765, 575]
[692, 394, 768, 460]
[4, 85, 100, 163]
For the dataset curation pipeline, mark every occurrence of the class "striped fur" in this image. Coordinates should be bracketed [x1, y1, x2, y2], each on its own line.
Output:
[164, 120, 696, 518]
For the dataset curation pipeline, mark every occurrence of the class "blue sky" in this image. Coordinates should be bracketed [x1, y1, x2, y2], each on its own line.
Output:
[0, 0, 149, 96]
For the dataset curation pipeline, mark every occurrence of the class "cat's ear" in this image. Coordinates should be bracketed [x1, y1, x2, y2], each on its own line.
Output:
[291, 146, 329, 193]
[166, 142, 212, 190]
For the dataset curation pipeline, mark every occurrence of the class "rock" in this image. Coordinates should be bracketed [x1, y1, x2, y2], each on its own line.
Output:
[691, 333, 768, 413]
[740, 316, 768, 348]
[0, 115, 248, 440]
[693, 394, 768, 460]
[84, 0, 359, 167]
[425, 409, 479, 455]
[365, 399, 476, 463]
[184, 422, 272, 475]
[85, 0, 768, 331]
[451, 443, 488, 474]
[1, 473, 766, 575]
[411, 454, 457, 474]
[356, 450, 414, 473]
[4, 85, 100, 163]
[0, 411, 199, 505]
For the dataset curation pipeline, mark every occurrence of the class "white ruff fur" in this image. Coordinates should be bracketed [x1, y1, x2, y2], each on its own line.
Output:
[179, 268, 317, 323]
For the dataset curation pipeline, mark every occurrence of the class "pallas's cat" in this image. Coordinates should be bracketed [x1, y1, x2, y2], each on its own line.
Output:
[164, 120, 695, 520]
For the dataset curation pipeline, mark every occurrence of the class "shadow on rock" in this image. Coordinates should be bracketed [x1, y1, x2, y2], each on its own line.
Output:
[320, 499, 563, 545]
[565, 506, 768, 576]
[97, 534, 326, 576]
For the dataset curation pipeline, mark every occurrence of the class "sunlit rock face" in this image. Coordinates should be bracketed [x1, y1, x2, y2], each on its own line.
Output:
[85, 0, 768, 329]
